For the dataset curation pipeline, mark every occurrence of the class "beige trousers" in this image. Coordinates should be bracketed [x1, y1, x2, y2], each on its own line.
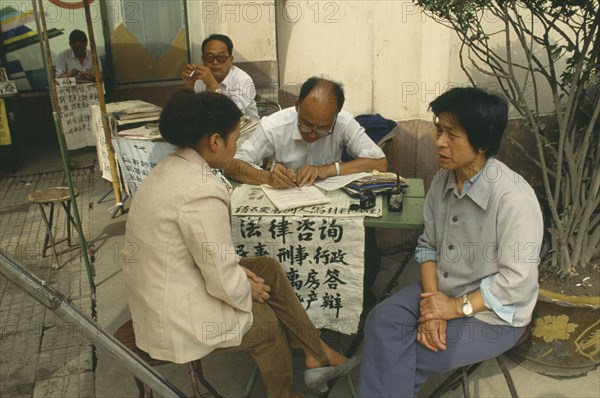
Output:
[214, 256, 329, 398]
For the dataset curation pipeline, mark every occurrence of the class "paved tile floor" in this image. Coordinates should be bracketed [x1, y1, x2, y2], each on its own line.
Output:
[1, 147, 96, 397]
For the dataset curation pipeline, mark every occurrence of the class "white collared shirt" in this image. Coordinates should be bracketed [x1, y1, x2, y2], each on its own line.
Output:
[55, 48, 101, 77]
[234, 107, 385, 168]
[193, 65, 259, 121]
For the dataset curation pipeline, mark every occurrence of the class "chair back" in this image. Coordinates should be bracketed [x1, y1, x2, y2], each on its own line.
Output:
[256, 96, 281, 118]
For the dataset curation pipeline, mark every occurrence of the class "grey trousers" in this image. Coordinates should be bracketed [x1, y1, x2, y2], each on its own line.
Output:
[358, 282, 524, 398]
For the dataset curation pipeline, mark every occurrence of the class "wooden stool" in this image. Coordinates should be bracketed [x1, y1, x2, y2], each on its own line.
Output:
[114, 319, 223, 398]
[28, 187, 83, 269]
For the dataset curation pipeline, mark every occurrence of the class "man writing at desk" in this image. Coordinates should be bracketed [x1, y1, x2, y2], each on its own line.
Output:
[227, 77, 387, 187]
[55, 29, 102, 82]
[181, 34, 259, 121]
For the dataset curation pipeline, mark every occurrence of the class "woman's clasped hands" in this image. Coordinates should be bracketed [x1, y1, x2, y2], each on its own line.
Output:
[242, 266, 271, 303]
[417, 291, 462, 352]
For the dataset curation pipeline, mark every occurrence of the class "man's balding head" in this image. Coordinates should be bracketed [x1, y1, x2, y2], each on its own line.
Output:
[295, 77, 345, 143]
[298, 77, 345, 112]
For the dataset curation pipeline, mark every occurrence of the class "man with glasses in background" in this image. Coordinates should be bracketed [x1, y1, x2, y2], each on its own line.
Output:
[182, 34, 259, 120]
[227, 77, 387, 188]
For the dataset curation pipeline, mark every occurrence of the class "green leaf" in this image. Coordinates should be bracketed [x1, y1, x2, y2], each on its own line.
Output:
[551, 46, 564, 61]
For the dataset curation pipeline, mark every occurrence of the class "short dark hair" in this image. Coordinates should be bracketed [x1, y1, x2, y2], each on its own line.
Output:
[201, 34, 233, 55]
[298, 77, 345, 112]
[159, 90, 242, 148]
[429, 87, 508, 157]
[69, 29, 87, 44]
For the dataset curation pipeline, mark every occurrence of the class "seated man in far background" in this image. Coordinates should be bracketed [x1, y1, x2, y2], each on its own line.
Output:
[55, 29, 102, 82]
[181, 34, 259, 121]
[226, 77, 388, 188]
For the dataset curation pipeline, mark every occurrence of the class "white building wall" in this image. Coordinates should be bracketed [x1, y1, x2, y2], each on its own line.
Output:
[187, 1, 277, 64]
[276, 1, 377, 113]
[276, 0, 557, 120]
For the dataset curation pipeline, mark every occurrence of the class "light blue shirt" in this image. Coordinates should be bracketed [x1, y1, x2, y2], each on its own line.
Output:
[415, 158, 543, 326]
[414, 170, 515, 321]
[415, 170, 482, 262]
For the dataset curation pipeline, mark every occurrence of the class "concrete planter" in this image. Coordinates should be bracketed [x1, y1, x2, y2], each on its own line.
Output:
[507, 288, 600, 377]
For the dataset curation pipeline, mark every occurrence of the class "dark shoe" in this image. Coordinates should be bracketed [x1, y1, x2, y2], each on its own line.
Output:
[304, 356, 361, 392]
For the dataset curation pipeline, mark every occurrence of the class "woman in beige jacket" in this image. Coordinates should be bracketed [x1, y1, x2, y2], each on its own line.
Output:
[122, 90, 359, 397]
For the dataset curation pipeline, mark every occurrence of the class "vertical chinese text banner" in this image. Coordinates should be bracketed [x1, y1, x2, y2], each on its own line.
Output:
[231, 215, 364, 334]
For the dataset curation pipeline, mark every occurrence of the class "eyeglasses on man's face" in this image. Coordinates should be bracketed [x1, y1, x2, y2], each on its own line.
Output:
[297, 113, 338, 137]
[202, 53, 230, 64]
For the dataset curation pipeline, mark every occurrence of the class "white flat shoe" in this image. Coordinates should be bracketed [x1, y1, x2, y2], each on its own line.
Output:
[304, 356, 361, 392]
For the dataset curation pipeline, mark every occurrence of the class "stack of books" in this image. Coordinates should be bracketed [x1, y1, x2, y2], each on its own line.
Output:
[116, 123, 163, 141]
[113, 104, 162, 122]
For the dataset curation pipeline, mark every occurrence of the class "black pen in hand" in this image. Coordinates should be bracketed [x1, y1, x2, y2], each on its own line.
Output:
[272, 161, 301, 189]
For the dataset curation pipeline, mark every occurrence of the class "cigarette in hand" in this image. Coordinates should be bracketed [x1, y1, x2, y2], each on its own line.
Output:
[189, 69, 196, 78]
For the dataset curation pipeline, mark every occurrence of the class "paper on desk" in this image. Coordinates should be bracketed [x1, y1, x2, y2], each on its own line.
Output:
[314, 172, 372, 191]
[231, 184, 382, 217]
[260, 184, 331, 211]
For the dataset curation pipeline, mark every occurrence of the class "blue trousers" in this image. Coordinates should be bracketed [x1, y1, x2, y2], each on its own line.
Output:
[358, 282, 524, 398]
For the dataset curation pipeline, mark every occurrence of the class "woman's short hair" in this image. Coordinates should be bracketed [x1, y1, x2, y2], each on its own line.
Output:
[159, 90, 242, 148]
[429, 87, 508, 157]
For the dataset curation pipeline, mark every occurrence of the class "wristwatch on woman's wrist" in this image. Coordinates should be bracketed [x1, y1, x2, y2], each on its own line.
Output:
[462, 294, 475, 317]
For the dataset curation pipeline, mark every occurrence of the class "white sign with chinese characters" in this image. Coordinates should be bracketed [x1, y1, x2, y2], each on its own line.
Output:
[55, 77, 76, 87]
[231, 214, 365, 335]
[0, 81, 17, 97]
[56, 83, 98, 149]
[90, 104, 113, 181]
[111, 137, 175, 195]
[91, 100, 161, 182]
[0, 67, 17, 98]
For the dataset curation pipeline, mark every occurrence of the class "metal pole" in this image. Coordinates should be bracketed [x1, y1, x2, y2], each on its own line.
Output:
[83, 0, 125, 216]
[98, 0, 116, 89]
[0, 251, 186, 398]
[183, 0, 192, 64]
[31, 0, 95, 291]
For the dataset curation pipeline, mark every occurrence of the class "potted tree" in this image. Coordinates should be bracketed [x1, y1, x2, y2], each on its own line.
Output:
[414, 0, 599, 376]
